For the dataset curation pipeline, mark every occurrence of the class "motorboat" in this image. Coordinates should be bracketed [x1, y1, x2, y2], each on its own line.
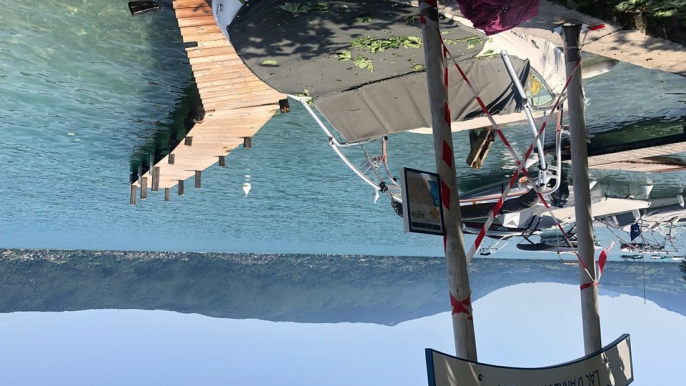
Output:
[208, 0, 617, 241]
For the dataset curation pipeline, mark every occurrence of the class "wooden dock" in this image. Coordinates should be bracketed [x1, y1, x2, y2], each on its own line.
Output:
[559, 129, 686, 173]
[131, 0, 284, 203]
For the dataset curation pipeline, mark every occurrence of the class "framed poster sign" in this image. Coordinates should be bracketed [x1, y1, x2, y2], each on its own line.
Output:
[400, 167, 445, 236]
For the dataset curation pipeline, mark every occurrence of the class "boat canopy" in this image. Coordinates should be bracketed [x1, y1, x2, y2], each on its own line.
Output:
[227, 0, 530, 142]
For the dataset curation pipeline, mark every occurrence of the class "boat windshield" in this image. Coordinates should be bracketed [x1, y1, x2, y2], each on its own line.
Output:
[527, 69, 555, 108]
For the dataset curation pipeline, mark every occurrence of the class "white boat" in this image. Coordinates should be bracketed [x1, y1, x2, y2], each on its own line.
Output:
[209, 0, 620, 239]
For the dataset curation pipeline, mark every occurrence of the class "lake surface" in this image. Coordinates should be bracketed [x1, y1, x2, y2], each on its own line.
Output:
[1, 0, 686, 384]
[2, 0, 686, 256]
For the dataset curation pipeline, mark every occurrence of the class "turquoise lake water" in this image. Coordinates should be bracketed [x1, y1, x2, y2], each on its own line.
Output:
[2, 0, 686, 257]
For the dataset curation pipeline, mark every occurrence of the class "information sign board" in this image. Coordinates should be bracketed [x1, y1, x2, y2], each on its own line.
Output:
[400, 167, 445, 235]
[426, 334, 633, 386]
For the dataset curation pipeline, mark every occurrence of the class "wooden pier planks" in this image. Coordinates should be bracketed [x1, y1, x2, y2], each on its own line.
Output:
[561, 131, 686, 173]
[133, 0, 284, 195]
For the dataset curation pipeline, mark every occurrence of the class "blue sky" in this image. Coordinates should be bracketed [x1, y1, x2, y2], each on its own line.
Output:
[1, 282, 682, 385]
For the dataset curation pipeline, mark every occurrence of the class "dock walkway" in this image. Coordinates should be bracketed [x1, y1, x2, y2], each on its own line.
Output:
[131, 0, 284, 203]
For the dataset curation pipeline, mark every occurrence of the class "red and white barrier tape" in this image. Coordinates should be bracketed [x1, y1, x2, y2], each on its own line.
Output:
[436, 26, 604, 283]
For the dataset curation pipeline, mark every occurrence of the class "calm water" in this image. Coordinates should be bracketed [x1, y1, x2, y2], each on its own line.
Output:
[2, 0, 686, 255]
[1, 1, 686, 384]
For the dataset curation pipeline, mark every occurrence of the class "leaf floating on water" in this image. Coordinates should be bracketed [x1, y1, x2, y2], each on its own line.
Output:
[260, 59, 279, 66]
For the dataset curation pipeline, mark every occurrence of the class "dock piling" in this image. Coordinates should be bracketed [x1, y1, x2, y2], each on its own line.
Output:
[152, 167, 160, 192]
[195, 171, 201, 188]
[130, 184, 137, 205]
[140, 177, 148, 199]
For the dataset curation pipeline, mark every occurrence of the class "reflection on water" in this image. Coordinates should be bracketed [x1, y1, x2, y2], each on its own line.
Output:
[2, 250, 683, 323]
[2, 249, 684, 385]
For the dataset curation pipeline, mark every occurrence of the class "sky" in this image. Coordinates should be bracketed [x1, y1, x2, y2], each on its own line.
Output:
[0, 282, 683, 385]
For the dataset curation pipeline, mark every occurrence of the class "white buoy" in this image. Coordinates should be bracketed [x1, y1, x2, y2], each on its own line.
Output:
[242, 182, 251, 197]
[373, 189, 380, 204]
[641, 179, 653, 198]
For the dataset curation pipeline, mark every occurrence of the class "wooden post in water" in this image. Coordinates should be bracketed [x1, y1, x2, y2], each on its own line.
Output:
[130, 184, 137, 205]
[218, 155, 226, 167]
[195, 171, 201, 188]
[178, 180, 184, 196]
[419, 0, 477, 360]
[164, 188, 170, 202]
[140, 177, 148, 199]
[152, 167, 160, 192]
[563, 23, 602, 355]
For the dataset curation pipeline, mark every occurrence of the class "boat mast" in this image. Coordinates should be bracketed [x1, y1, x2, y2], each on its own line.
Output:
[419, 1, 477, 360]
[563, 23, 602, 355]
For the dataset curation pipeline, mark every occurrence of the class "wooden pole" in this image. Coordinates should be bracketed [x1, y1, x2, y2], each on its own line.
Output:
[164, 187, 170, 202]
[152, 167, 160, 192]
[140, 177, 148, 199]
[130, 184, 137, 205]
[195, 171, 201, 188]
[178, 180, 185, 196]
[419, 0, 477, 360]
[563, 23, 602, 355]
[218, 155, 226, 167]
[168, 154, 175, 165]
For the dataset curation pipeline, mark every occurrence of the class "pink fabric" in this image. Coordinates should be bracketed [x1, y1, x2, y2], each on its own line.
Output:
[457, 0, 540, 35]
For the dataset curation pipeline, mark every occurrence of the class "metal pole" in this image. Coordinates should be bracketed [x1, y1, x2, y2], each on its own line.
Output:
[500, 51, 548, 182]
[562, 24, 602, 355]
[419, 0, 477, 360]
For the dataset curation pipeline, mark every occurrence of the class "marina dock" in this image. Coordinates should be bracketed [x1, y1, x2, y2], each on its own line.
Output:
[559, 129, 686, 173]
[131, 0, 285, 203]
